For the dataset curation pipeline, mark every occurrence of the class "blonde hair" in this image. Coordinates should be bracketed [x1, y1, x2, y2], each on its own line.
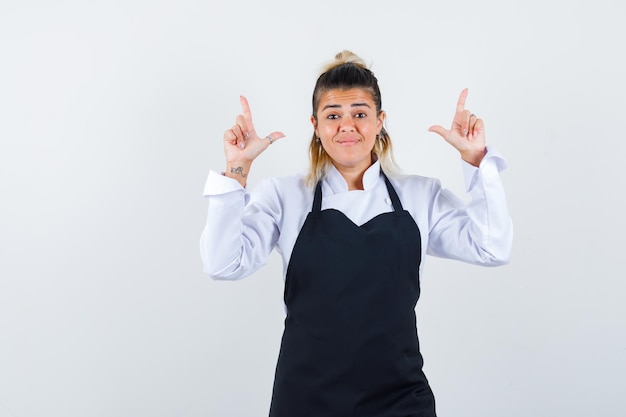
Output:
[306, 50, 400, 187]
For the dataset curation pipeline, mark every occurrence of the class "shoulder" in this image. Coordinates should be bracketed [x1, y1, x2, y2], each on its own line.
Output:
[249, 172, 312, 204]
[385, 172, 441, 193]
[384, 172, 446, 215]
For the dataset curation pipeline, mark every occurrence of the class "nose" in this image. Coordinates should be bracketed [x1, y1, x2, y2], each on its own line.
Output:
[340, 116, 355, 132]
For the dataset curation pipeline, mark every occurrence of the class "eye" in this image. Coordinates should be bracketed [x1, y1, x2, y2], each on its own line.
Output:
[354, 112, 367, 118]
[326, 114, 339, 120]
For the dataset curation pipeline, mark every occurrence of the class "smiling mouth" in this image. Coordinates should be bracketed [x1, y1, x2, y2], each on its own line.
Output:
[337, 138, 361, 145]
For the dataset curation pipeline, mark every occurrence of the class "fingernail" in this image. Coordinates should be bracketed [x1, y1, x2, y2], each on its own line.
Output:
[244, 132, 249, 139]
[239, 143, 244, 149]
[463, 129, 468, 136]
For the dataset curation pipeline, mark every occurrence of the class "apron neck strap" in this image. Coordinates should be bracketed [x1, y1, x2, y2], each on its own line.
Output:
[313, 180, 323, 213]
[382, 172, 404, 212]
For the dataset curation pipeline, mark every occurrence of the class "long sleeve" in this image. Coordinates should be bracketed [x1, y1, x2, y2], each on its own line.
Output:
[199, 171, 281, 280]
[425, 148, 513, 265]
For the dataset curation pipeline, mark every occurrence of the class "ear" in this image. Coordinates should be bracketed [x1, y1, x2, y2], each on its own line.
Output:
[377, 110, 386, 133]
[310, 115, 318, 136]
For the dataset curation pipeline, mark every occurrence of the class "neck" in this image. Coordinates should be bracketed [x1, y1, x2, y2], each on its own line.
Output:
[342, 173, 364, 191]
[333, 161, 372, 191]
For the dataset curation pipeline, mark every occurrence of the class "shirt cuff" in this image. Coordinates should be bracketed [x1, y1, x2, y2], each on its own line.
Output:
[462, 147, 508, 192]
[203, 169, 245, 196]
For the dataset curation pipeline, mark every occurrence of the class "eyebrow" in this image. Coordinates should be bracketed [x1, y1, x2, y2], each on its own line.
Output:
[321, 102, 372, 111]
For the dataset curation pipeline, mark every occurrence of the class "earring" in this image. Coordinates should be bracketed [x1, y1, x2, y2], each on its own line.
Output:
[316, 137, 321, 143]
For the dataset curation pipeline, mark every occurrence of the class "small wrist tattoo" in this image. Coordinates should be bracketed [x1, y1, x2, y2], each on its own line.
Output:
[230, 166, 247, 177]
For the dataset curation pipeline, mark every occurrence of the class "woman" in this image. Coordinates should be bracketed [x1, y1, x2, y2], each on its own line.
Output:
[200, 50, 513, 417]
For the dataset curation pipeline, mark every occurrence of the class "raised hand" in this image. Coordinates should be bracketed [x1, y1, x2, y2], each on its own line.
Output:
[223, 96, 285, 186]
[428, 88, 486, 167]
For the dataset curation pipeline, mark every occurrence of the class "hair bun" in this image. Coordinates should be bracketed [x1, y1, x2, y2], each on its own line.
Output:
[320, 50, 368, 74]
[334, 50, 365, 65]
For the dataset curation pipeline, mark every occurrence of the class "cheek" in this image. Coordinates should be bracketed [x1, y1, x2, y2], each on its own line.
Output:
[319, 123, 336, 136]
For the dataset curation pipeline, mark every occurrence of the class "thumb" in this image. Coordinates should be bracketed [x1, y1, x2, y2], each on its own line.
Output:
[266, 131, 287, 143]
[427, 125, 448, 139]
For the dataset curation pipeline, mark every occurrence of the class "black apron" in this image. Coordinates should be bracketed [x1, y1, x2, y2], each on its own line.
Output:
[269, 172, 436, 417]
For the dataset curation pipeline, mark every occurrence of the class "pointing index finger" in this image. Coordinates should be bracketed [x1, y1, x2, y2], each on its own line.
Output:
[240, 95, 253, 123]
[456, 88, 469, 113]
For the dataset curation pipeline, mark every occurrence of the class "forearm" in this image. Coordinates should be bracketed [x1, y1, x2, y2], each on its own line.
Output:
[464, 155, 513, 264]
[428, 149, 513, 265]
[200, 173, 280, 280]
[200, 190, 248, 280]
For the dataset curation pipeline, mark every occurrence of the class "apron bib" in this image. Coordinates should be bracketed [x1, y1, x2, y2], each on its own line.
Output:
[269, 172, 436, 417]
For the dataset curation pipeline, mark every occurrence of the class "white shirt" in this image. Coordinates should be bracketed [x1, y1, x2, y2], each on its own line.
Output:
[200, 148, 513, 281]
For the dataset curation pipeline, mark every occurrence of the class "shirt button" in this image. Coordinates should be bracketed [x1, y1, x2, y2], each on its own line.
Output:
[384, 198, 392, 205]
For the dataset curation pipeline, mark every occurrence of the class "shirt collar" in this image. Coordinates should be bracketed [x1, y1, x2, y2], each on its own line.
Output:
[325, 160, 382, 193]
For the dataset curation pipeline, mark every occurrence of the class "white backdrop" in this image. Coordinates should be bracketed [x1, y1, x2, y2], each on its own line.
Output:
[1, 1, 625, 416]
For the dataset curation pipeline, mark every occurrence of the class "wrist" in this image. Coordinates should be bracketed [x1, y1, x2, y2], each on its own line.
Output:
[224, 161, 252, 187]
[461, 148, 486, 167]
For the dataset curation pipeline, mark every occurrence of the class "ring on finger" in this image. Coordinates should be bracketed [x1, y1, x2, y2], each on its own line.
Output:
[264, 135, 273, 144]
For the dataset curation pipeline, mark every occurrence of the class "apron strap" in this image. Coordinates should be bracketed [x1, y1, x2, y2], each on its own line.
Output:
[312, 180, 323, 214]
[382, 172, 404, 212]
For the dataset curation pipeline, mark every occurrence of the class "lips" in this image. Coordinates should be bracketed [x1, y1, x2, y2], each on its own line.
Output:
[336, 136, 361, 145]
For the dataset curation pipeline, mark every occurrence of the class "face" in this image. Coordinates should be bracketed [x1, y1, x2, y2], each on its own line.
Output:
[311, 88, 385, 174]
